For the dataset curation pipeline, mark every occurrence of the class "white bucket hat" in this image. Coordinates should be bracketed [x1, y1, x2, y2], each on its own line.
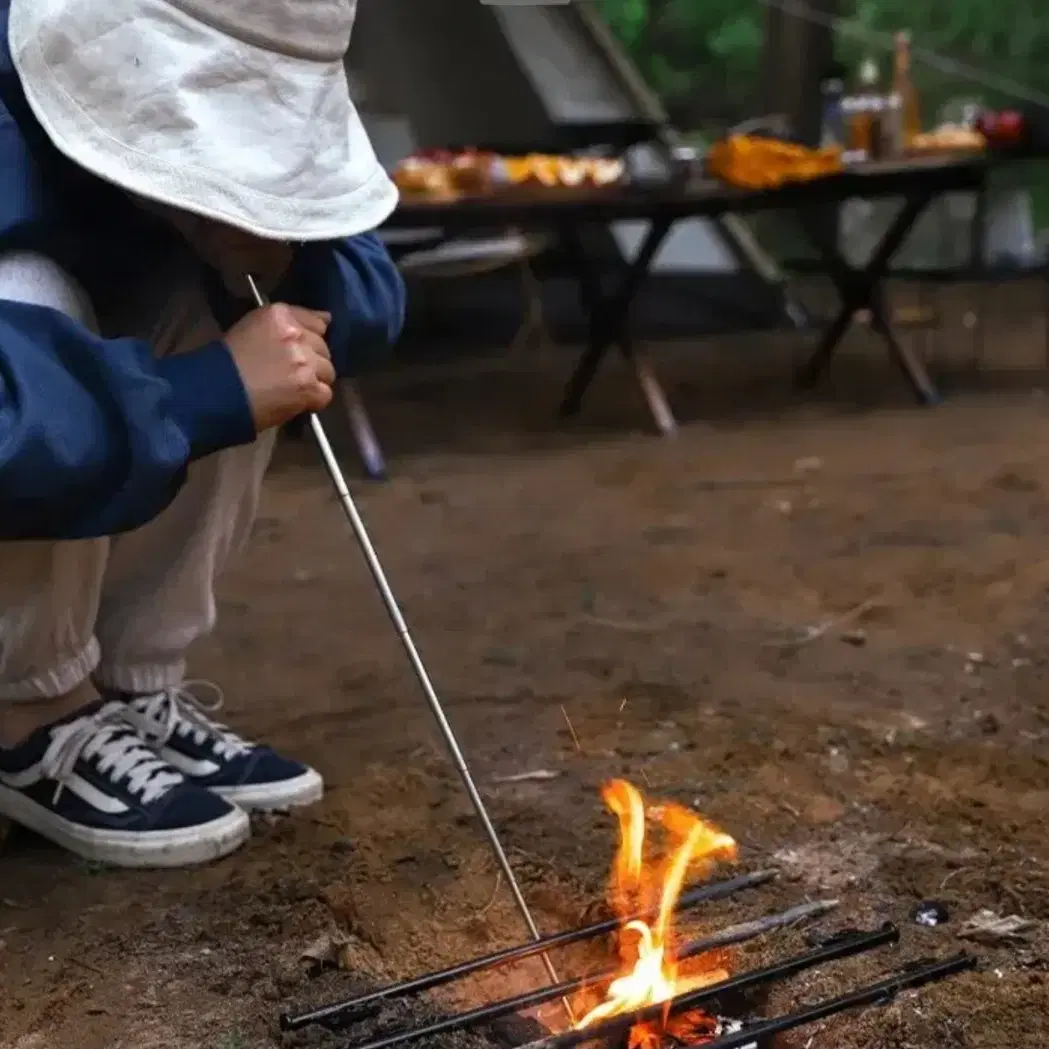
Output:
[8, 0, 399, 240]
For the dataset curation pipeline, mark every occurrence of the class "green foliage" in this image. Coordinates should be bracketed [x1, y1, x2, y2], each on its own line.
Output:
[595, 0, 763, 119]
[594, 0, 1049, 126]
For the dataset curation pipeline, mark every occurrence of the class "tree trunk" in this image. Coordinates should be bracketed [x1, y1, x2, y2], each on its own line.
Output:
[760, 0, 846, 144]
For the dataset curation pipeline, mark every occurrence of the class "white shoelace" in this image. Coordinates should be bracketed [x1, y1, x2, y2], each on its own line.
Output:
[129, 683, 253, 762]
[42, 703, 184, 806]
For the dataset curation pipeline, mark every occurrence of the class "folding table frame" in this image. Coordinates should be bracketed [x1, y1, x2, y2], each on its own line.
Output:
[794, 189, 944, 403]
[372, 155, 988, 460]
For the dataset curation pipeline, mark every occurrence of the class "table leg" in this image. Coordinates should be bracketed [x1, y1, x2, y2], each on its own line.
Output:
[796, 192, 939, 403]
[867, 304, 940, 404]
[340, 380, 387, 481]
[558, 219, 676, 435]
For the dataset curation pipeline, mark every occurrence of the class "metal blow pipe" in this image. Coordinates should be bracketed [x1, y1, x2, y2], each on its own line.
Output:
[243, 275, 566, 1005]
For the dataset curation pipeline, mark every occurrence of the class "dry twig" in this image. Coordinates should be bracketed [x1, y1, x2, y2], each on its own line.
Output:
[773, 597, 880, 650]
[581, 613, 677, 633]
[561, 705, 583, 752]
[682, 898, 841, 952]
[476, 871, 504, 921]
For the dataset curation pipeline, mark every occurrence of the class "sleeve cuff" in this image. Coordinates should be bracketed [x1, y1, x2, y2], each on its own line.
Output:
[155, 340, 256, 460]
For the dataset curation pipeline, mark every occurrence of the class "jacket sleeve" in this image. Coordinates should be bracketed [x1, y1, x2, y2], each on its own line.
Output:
[0, 299, 256, 541]
[283, 233, 405, 378]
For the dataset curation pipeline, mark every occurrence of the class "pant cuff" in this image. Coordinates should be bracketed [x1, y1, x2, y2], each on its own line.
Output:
[0, 638, 101, 702]
[94, 659, 186, 696]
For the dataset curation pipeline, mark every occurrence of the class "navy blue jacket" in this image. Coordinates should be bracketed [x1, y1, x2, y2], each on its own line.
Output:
[0, 6, 404, 541]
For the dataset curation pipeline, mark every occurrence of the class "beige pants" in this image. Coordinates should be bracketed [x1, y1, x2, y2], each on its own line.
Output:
[0, 252, 274, 701]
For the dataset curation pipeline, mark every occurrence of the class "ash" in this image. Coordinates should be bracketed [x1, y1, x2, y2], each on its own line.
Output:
[658, 1016, 760, 1049]
[713, 1017, 758, 1049]
[279, 985, 764, 1049]
[280, 990, 548, 1049]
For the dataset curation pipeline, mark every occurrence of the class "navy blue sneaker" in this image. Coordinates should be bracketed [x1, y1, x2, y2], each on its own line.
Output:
[0, 701, 249, 867]
[119, 684, 323, 812]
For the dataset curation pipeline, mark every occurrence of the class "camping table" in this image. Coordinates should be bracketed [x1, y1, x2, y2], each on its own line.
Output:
[383, 154, 988, 437]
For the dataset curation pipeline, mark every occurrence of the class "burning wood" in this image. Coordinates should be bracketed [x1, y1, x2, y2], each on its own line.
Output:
[574, 780, 737, 1042]
[281, 779, 975, 1049]
[511, 950, 974, 1049]
[281, 865, 776, 1033]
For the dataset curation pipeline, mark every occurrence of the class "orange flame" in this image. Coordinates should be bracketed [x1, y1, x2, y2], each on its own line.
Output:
[575, 781, 737, 1045]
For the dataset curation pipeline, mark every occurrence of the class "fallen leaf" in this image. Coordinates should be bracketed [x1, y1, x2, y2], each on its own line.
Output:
[301, 930, 353, 971]
[492, 769, 561, 784]
[958, 909, 1036, 945]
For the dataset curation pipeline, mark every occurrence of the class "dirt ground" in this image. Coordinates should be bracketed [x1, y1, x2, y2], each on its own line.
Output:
[2, 299, 1049, 1049]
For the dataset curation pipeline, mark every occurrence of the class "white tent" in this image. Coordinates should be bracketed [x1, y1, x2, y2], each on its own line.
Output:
[351, 0, 775, 273]
[346, 0, 790, 341]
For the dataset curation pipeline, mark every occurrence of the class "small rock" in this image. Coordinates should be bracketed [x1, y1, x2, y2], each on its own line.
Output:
[826, 748, 850, 774]
[840, 628, 867, 647]
[912, 899, 950, 927]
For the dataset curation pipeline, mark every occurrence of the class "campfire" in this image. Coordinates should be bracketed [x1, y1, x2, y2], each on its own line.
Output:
[281, 781, 975, 1049]
[574, 779, 737, 1045]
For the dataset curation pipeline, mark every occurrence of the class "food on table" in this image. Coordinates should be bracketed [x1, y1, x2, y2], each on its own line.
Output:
[908, 124, 986, 154]
[976, 109, 1026, 148]
[706, 135, 843, 189]
[392, 150, 625, 197]
[392, 155, 457, 197]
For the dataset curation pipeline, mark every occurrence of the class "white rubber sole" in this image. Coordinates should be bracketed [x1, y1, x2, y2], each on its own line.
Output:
[0, 784, 251, 868]
[211, 767, 324, 812]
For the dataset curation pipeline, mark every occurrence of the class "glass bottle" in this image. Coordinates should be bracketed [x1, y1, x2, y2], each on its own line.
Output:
[891, 30, 922, 150]
[819, 62, 847, 149]
[848, 57, 884, 159]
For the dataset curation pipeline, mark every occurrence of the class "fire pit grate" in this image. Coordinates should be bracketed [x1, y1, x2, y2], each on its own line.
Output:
[280, 869, 975, 1049]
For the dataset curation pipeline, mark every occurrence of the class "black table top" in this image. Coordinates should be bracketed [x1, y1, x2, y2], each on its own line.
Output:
[381, 153, 989, 231]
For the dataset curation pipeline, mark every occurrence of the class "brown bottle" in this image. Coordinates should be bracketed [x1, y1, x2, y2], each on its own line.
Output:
[848, 57, 883, 158]
[891, 31, 922, 150]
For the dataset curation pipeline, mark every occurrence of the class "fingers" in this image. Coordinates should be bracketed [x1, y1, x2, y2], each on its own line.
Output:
[286, 305, 332, 336]
[267, 303, 331, 339]
[310, 349, 336, 387]
[291, 330, 336, 407]
[275, 309, 335, 394]
[298, 364, 334, 414]
[305, 381, 334, 413]
[298, 329, 332, 361]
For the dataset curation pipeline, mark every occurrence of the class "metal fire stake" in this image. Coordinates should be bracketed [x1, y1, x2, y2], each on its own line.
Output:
[244, 275, 563, 994]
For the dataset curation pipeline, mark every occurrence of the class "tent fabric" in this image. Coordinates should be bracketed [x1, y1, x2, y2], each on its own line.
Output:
[346, 0, 788, 341]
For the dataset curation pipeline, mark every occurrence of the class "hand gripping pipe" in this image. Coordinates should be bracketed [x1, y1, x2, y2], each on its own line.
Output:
[244, 275, 565, 1001]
